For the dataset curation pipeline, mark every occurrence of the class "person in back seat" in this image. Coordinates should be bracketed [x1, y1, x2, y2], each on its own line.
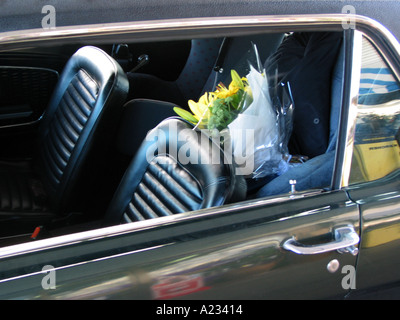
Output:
[265, 32, 343, 158]
[255, 32, 343, 197]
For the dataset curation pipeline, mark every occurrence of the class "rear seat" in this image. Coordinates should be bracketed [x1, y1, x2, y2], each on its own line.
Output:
[120, 33, 286, 158]
[256, 32, 345, 198]
[126, 33, 285, 109]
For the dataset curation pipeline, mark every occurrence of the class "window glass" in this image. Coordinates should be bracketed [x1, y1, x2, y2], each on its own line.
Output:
[349, 36, 400, 184]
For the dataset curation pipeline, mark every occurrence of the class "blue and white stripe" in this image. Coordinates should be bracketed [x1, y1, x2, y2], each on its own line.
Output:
[359, 37, 400, 96]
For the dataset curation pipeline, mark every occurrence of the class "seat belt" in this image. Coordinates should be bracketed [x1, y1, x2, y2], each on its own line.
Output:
[213, 37, 232, 73]
[211, 37, 232, 89]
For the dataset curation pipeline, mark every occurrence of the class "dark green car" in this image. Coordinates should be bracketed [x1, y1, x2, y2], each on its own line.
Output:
[0, 1, 399, 301]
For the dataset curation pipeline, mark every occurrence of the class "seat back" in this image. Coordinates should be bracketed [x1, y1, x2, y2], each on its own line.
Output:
[36, 46, 129, 213]
[126, 38, 223, 107]
[201, 33, 285, 94]
[175, 38, 224, 102]
[127, 34, 284, 107]
[327, 41, 345, 152]
[104, 117, 246, 225]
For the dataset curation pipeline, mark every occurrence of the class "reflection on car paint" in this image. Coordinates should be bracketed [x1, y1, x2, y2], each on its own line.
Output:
[349, 36, 400, 185]
[151, 274, 210, 299]
[148, 236, 281, 299]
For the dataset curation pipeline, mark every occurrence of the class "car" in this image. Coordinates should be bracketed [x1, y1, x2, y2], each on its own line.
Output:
[0, 0, 399, 301]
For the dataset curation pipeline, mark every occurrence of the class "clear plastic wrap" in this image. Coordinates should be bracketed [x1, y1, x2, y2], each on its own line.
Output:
[227, 43, 295, 178]
[174, 43, 295, 179]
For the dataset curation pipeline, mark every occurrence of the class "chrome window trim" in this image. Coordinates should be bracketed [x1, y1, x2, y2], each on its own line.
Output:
[354, 18, 400, 83]
[0, 14, 399, 259]
[340, 30, 363, 188]
[0, 15, 345, 49]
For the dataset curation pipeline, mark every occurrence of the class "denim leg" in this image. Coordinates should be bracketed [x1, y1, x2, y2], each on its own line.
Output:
[256, 150, 336, 197]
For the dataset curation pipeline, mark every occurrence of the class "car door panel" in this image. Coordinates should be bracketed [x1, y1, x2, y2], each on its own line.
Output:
[0, 50, 75, 124]
[346, 171, 400, 298]
[0, 189, 359, 299]
[0, 52, 67, 158]
[0, 66, 58, 124]
[341, 31, 400, 298]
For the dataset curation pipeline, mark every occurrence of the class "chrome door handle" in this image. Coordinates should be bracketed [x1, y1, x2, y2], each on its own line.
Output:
[283, 226, 359, 256]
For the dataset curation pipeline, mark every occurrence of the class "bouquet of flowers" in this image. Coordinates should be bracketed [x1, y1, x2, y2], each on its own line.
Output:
[174, 45, 294, 179]
[173, 69, 251, 132]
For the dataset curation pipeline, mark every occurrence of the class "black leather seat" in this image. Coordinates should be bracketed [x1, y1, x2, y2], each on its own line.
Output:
[126, 38, 223, 107]
[0, 46, 128, 234]
[127, 34, 284, 108]
[104, 117, 246, 226]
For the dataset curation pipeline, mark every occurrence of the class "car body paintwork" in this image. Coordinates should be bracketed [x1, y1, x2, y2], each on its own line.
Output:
[0, 189, 359, 300]
[347, 171, 400, 297]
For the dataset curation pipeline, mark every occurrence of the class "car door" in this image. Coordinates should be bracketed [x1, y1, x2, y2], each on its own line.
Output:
[342, 31, 400, 299]
[0, 46, 74, 158]
[0, 17, 365, 301]
[0, 186, 359, 300]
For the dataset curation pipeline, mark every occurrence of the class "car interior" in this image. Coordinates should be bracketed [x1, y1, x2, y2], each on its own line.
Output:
[0, 29, 345, 246]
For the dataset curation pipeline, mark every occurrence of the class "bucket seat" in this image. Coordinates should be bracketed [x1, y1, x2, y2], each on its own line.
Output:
[0, 46, 129, 235]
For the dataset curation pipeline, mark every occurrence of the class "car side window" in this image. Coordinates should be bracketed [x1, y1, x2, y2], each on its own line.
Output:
[349, 36, 400, 184]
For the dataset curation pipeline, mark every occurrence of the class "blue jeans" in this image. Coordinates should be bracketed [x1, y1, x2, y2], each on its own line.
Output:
[256, 150, 335, 197]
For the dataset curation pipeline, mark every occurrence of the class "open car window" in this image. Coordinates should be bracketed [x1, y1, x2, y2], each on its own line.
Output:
[0, 27, 348, 247]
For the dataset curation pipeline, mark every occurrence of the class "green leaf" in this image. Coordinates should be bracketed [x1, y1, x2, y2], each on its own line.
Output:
[231, 69, 244, 89]
[173, 107, 198, 123]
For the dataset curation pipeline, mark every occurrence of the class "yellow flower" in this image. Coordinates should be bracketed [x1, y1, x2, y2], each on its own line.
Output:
[174, 92, 214, 128]
[173, 69, 249, 129]
[214, 69, 248, 99]
[188, 92, 213, 122]
[214, 82, 239, 99]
